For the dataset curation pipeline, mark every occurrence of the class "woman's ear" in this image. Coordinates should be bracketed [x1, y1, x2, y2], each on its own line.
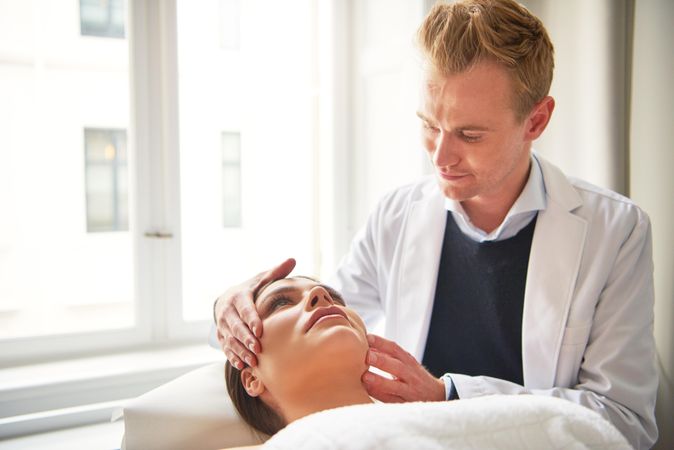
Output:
[240, 367, 266, 397]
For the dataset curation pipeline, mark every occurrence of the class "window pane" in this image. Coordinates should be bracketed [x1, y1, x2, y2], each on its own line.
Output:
[222, 165, 241, 228]
[222, 132, 241, 228]
[85, 128, 129, 232]
[0, 1, 134, 339]
[222, 131, 240, 162]
[177, 0, 318, 322]
[80, 0, 126, 39]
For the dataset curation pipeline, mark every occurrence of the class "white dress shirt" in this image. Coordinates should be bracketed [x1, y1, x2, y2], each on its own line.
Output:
[444, 154, 547, 243]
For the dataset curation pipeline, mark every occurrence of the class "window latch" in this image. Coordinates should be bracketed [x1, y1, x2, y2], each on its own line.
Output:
[144, 231, 174, 239]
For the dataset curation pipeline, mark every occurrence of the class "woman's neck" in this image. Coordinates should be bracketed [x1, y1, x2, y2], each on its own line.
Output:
[281, 372, 373, 423]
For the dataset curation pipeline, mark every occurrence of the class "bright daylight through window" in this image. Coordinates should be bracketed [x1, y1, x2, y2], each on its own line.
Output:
[0, 0, 320, 353]
[0, 0, 133, 342]
[177, 0, 319, 322]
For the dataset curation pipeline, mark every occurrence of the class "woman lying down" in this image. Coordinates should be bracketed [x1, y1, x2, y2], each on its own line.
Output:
[223, 277, 630, 450]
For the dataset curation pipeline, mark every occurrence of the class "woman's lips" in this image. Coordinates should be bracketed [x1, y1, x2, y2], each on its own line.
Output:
[304, 306, 349, 333]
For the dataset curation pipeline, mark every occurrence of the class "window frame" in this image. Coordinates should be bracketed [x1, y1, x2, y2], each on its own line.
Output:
[0, 0, 198, 366]
[0, 0, 351, 366]
[0, 0, 351, 438]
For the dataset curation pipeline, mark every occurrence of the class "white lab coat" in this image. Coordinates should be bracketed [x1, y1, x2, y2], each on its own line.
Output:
[330, 155, 658, 449]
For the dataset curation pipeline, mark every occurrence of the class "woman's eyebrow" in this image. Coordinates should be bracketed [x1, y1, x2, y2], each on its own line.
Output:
[256, 285, 297, 305]
[257, 283, 346, 307]
[323, 285, 346, 305]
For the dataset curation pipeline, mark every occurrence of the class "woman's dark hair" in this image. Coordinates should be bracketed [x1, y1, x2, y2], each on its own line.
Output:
[225, 360, 286, 436]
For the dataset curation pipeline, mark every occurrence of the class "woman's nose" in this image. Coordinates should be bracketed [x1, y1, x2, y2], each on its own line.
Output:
[307, 286, 333, 309]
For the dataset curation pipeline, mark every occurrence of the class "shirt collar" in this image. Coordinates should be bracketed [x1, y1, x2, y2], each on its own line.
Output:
[444, 154, 547, 239]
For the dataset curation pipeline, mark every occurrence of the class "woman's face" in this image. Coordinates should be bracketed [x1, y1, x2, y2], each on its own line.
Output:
[246, 277, 369, 400]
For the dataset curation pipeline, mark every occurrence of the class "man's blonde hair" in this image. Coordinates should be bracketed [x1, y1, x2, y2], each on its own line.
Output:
[417, 0, 554, 121]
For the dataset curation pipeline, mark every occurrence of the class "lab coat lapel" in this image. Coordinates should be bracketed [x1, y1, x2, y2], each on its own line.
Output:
[392, 183, 446, 361]
[522, 158, 587, 388]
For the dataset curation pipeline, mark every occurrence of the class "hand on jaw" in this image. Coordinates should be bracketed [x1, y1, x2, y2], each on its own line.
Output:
[362, 334, 446, 403]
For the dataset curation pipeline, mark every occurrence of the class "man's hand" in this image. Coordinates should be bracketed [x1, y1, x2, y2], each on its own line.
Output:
[214, 258, 296, 369]
[362, 334, 445, 402]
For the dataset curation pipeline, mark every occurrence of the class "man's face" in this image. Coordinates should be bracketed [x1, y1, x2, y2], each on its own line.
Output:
[418, 60, 533, 208]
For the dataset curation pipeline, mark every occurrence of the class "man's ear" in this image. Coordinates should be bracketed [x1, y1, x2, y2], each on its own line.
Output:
[240, 367, 266, 397]
[524, 95, 555, 140]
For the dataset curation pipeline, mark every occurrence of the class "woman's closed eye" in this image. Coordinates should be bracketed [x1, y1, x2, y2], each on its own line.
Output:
[266, 295, 294, 314]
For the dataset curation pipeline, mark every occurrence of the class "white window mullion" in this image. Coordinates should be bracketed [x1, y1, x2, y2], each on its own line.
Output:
[129, 0, 184, 344]
[155, 0, 204, 341]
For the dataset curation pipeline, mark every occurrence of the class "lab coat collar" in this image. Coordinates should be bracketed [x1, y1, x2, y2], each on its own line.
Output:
[394, 155, 587, 390]
[521, 155, 587, 388]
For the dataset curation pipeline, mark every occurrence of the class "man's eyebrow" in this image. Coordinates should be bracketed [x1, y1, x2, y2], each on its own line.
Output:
[416, 112, 491, 132]
[457, 125, 490, 132]
[416, 111, 435, 123]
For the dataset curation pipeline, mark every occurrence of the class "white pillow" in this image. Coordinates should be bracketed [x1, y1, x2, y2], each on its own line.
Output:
[121, 362, 266, 450]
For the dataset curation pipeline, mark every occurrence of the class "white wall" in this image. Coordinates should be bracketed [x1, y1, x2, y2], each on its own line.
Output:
[524, 0, 631, 194]
[630, 1, 674, 448]
[348, 0, 429, 242]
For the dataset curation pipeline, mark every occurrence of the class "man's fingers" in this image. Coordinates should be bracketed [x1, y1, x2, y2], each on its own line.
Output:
[225, 310, 260, 355]
[224, 332, 258, 367]
[255, 258, 296, 292]
[268, 257, 296, 280]
[362, 371, 408, 402]
[234, 294, 263, 341]
[367, 334, 417, 365]
[224, 348, 244, 370]
[366, 390, 405, 403]
[367, 350, 408, 380]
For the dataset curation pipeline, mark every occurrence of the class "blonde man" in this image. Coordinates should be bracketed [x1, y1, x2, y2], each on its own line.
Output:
[215, 1, 657, 448]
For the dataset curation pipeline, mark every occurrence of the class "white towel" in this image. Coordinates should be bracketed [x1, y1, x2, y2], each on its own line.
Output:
[263, 395, 631, 450]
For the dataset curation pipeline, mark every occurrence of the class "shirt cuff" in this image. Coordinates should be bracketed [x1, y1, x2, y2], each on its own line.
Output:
[441, 374, 460, 400]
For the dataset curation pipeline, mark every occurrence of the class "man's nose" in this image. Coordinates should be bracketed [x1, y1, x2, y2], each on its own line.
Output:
[307, 286, 333, 309]
[433, 132, 459, 168]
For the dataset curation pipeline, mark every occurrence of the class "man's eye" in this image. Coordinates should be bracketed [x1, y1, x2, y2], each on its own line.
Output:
[461, 132, 482, 143]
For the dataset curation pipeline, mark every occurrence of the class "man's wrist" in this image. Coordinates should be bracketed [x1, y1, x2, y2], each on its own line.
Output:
[441, 374, 459, 400]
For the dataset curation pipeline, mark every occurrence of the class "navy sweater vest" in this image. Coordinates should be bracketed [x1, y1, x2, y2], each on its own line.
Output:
[421, 212, 537, 385]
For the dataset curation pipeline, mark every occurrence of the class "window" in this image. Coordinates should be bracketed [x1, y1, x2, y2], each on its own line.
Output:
[0, 0, 356, 439]
[84, 128, 129, 232]
[0, 0, 324, 356]
[0, 0, 134, 343]
[222, 132, 242, 228]
[176, 0, 319, 322]
[80, 0, 125, 39]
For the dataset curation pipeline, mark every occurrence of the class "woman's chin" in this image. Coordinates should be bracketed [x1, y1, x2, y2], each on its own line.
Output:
[310, 321, 367, 347]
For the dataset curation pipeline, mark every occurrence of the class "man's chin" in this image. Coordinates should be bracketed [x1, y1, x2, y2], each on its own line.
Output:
[437, 179, 473, 202]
